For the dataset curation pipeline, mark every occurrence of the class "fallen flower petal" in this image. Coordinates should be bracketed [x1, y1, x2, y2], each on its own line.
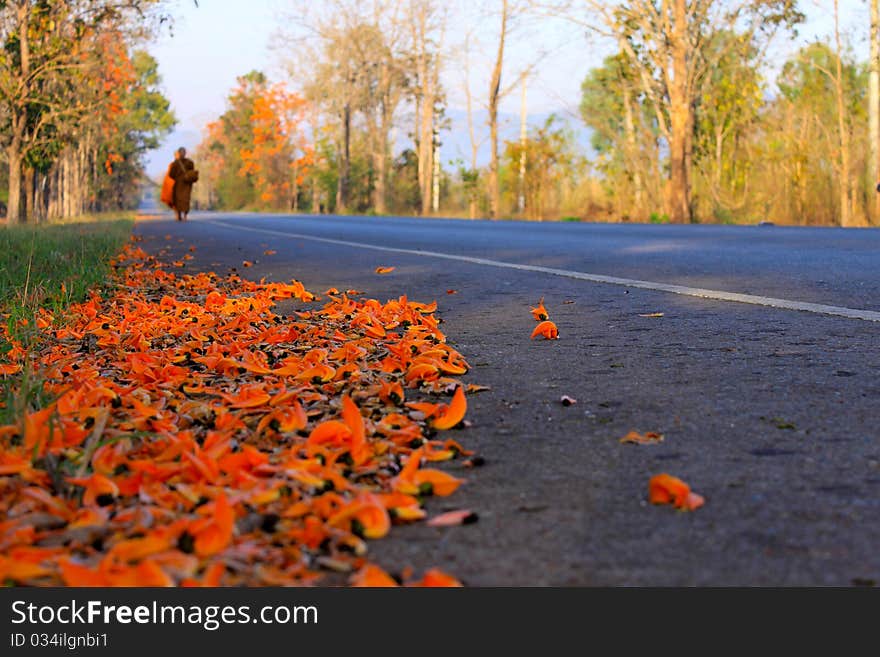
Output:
[530, 297, 549, 321]
[426, 509, 478, 527]
[431, 385, 466, 430]
[620, 430, 664, 445]
[350, 563, 399, 587]
[531, 320, 559, 340]
[648, 473, 704, 511]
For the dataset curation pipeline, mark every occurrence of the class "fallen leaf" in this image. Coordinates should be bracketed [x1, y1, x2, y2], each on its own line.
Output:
[639, 312, 664, 318]
[446, 289, 458, 295]
[375, 266, 395, 274]
[242, 260, 253, 267]
[263, 250, 277, 256]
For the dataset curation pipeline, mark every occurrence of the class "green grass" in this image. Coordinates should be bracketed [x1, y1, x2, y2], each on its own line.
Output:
[0, 217, 133, 325]
[0, 217, 133, 425]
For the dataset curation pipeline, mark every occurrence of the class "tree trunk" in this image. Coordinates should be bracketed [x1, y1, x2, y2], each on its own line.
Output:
[622, 80, 642, 219]
[431, 127, 440, 212]
[667, 0, 691, 224]
[373, 108, 389, 214]
[487, 0, 508, 220]
[419, 73, 434, 215]
[7, 145, 23, 224]
[24, 167, 35, 224]
[337, 104, 351, 212]
[870, 0, 879, 223]
[8, 2, 31, 224]
[464, 33, 479, 220]
[833, 0, 852, 227]
[518, 78, 527, 215]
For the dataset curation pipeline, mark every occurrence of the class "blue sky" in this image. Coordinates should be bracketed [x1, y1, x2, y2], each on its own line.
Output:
[146, 0, 868, 177]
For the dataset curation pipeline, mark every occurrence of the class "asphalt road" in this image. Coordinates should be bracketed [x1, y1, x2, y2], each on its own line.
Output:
[136, 212, 880, 586]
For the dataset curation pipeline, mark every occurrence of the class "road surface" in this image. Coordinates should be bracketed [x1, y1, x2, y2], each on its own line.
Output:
[136, 212, 880, 586]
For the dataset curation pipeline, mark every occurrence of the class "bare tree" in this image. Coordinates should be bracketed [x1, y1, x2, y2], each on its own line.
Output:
[407, 0, 445, 215]
[832, 0, 853, 226]
[280, 1, 411, 214]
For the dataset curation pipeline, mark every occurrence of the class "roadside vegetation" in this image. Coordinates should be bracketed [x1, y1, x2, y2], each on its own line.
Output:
[192, 1, 878, 227]
[0, 218, 134, 424]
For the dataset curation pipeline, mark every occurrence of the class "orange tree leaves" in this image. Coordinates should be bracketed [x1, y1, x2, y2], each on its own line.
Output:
[0, 243, 475, 586]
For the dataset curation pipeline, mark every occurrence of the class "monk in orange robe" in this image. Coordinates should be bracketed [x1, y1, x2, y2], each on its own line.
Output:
[167, 147, 197, 221]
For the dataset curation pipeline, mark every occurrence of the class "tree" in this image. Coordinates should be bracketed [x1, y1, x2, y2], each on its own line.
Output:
[770, 42, 866, 225]
[502, 114, 577, 220]
[0, 0, 171, 223]
[277, 1, 411, 214]
[406, 0, 445, 215]
[484, 0, 534, 219]
[575, 0, 803, 222]
[196, 72, 312, 211]
[581, 52, 659, 220]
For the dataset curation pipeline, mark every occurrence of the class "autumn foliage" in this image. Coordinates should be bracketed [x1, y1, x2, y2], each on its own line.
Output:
[197, 74, 313, 211]
[0, 241, 471, 586]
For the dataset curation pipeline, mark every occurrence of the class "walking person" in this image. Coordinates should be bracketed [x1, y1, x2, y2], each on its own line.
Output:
[166, 147, 198, 221]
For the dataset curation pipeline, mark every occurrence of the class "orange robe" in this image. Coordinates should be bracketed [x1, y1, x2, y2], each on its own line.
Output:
[160, 173, 175, 209]
[168, 158, 196, 213]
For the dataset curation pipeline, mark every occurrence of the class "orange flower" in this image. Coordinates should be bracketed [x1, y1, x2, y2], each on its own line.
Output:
[67, 473, 119, 507]
[0, 241, 476, 587]
[530, 320, 559, 340]
[0, 554, 53, 584]
[648, 473, 704, 511]
[431, 385, 466, 430]
[530, 297, 549, 321]
[620, 430, 664, 445]
[328, 494, 390, 539]
[409, 568, 463, 587]
[191, 493, 235, 557]
[351, 563, 398, 587]
[218, 384, 271, 408]
[393, 448, 462, 497]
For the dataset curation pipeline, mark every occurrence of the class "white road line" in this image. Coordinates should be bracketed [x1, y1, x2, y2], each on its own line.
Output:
[206, 219, 880, 323]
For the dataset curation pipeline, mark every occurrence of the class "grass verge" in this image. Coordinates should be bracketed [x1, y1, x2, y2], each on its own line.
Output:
[0, 218, 133, 332]
[0, 217, 134, 424]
